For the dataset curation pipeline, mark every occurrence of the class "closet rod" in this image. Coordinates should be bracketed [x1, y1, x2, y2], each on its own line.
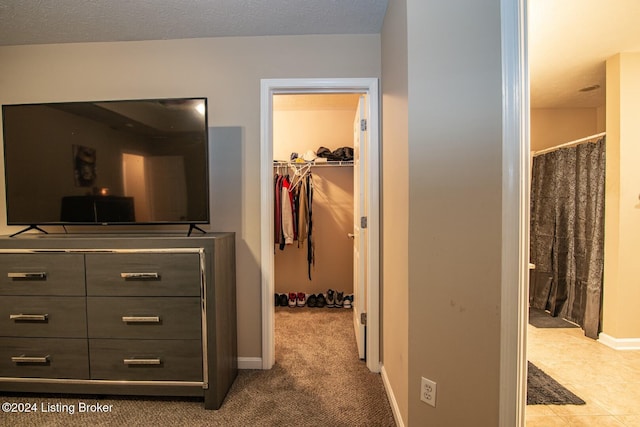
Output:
[532, 132, 606, 157]
[273, 160, 354, 167]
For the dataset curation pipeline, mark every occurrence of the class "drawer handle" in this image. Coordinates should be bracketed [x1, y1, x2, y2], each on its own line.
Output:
[120, 272, 160, 280]
[12, 355, 50, 364]
[10, 314, 48, 321]
[123, 358, 161, 365]
[7, 272, 47, 280]
[122, 316, 161, 323]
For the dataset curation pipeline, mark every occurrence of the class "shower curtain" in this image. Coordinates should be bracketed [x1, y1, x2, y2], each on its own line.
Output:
[529, 137, 605, 339]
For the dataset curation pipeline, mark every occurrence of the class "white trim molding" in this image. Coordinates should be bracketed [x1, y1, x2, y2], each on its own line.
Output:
[260, 78, 381, 372]
[599, 333, 640, 350]
[380, 365, 405, 427]
[237, 357, 263, 370]
[499, 0, 529, 426]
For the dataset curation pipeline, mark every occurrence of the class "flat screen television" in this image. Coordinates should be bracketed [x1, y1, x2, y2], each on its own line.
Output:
[1, 98, 209, 234]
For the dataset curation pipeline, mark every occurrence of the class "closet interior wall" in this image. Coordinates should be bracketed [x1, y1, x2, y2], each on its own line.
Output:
[273, 94, 358, 296]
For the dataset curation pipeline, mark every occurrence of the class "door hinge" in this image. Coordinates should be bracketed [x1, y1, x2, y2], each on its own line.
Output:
[361, 312, 367, 325]
[360, 216, 367, 229]
[361, 119, 367, 131]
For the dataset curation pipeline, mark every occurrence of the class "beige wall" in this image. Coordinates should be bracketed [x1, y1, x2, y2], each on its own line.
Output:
[273, 94, 360, 160]
[0, 34, 381, 358]
[273, 100, 356, 295]
[381, 0, 409, 423]
[603, 52, 640, 339]
[530, 108, 603, 151]
[406, 0, 503, 424]
[382, 1, 506, 424]
[597, 105, 606, 132]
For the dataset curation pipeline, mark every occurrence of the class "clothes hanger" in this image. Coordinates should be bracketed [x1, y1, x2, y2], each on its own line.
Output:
[288, 162, 312, 191]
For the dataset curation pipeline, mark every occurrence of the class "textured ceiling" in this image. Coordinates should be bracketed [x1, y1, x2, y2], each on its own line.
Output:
[1, 0, 639, 109]
[0, 0, 388, 45]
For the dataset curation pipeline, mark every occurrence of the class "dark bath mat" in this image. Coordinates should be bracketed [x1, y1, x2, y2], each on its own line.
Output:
[529, 307, 579, 329]
[527, 361, 586, 405]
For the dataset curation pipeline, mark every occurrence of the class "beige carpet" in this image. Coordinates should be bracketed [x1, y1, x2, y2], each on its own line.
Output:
[0, 307, 396, 426]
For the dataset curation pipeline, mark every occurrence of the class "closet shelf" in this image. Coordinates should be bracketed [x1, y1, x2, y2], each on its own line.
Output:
[273, 160, 354, 167]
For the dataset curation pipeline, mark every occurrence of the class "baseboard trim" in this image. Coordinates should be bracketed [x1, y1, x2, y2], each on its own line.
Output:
[598, 333, 640, 350]
[237, 357, 263, 369]
[381, 365, 405, 427]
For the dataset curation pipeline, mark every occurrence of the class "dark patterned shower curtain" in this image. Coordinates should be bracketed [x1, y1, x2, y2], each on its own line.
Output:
[529, 137, 605, 339]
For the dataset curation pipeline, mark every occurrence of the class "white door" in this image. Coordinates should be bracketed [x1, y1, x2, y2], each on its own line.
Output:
[122, 153, 151, 222]
[145, 156, 188, 221]
[353, 95, 367, 359]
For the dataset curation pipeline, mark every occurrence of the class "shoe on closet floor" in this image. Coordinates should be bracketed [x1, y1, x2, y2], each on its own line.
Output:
[325, 289, 335, 308]
[278, 293, 289, 307]
[334, 291, 344, 308]
[343, 295, 352, 309]
[288, 292, 297, 308]
[307, 294, 317, 307]
[297, 292, 306, 307]
[315, 293, 326, 308]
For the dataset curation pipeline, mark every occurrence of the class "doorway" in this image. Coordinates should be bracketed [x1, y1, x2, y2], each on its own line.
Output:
[260, 78, 380, 372]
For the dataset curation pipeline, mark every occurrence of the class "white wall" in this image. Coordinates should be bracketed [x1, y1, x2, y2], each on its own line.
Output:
[0, 34, 381, 359]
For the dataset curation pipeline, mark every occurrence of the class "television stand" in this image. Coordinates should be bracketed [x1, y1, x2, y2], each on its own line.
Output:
[187, 224, 207, 237]
[9, 225, 49, 238]
[0, 233, 237, 409]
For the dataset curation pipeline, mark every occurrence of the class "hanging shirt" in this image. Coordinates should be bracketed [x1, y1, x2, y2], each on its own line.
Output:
[281, 176, 295, 245]
[297, 178, 308, 246]
[291, 183, 299, 242]
[306, 174, 314, 279]
[274, 174, 282, 244]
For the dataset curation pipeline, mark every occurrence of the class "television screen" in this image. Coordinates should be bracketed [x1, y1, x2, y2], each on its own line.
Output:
[1, 98, 209, 227]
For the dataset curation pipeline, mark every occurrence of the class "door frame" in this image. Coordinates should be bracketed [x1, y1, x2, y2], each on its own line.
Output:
[499, 0, 529, 425]
[260, 78, 380, 372]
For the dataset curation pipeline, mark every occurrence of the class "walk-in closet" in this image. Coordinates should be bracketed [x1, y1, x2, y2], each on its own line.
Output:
[272, 93, 360, 360]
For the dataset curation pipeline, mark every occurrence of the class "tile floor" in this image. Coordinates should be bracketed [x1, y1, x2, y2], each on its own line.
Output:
[526, 323, 640, 426]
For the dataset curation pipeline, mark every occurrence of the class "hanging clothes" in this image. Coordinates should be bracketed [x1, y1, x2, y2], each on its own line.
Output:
[274, 174, 282, 245]
[281, 176, 294, 246]
[306, 173, 314, 279]
[297, 176, 308, 246]
[273, 163, 315, 279]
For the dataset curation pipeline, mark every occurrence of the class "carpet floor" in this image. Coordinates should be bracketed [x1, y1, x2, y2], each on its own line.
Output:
[0, 307, 396, 426]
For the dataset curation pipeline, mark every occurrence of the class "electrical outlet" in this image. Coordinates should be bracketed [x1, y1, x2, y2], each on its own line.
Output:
[421, 377, 437, 407]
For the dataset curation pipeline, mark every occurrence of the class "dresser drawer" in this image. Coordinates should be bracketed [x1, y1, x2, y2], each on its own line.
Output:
[87, 297, 201, 339]
[89, 339, 202, 381]
[0, 254, 85, 296]
[85, 253, 201, 296]
[0, 296, 87, 338]
[0, 338, 89, 379]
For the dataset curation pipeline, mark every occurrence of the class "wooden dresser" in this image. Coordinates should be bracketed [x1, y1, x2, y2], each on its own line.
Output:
[0, 233, 236, 410]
